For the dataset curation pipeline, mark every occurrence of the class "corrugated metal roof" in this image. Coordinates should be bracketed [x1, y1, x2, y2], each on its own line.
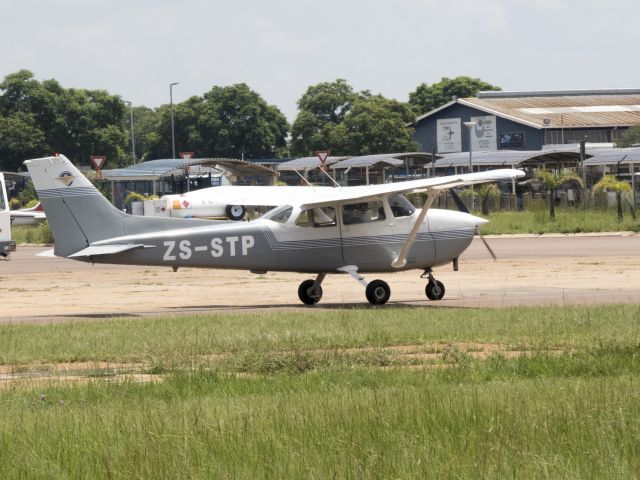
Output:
[276, 156, 347, 171]
[462, 94, 640, 128]
[331, 154, 404, 169]
[102, 158, 273, 180]
[278, 152, 438, 171]
[436, 148, 586, 168]
[416, 90, 640, 129]
[583, 147, 640, 165]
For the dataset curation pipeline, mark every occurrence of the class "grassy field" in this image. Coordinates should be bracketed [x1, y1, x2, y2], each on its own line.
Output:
[1, 305, 640, 478]
[480, 207, 640, 234]
[10, 223, 53, 244]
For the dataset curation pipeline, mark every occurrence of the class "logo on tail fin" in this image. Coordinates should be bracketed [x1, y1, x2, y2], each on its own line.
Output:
[56, 171, 75, 187]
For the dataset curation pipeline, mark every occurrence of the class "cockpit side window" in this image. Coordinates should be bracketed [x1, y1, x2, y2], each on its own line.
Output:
[295, 207, 336, 227]
[389, 194, 415, 218]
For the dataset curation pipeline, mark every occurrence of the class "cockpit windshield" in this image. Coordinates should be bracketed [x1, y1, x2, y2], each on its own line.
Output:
[260, 205, 293, 224]
[389, 194, 415, 217]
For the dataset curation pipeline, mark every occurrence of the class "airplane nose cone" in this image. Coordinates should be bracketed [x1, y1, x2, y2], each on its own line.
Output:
[470, 214, 489, 227]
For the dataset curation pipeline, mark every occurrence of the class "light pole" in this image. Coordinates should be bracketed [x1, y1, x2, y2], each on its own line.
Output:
[463, 121, 478, 211]
[169, 82, 179, 158]
[124, 100, 136, 164]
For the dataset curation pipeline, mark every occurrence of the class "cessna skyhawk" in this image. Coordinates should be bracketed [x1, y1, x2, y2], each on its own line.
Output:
[25, 155, 524, 305]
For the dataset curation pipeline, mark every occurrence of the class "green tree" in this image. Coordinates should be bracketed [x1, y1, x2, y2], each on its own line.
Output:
[125, 106, 159, 162]
[592, 175, 632, 220]
[534, 169, 584, 220]
[146, 84, 288, 160]
[0, 70, 128, 169]
[614, 125, 640, 148]
[291, 80, 418, 156]
[291, 79, 359, 156]
[0, 112, 46, 171]
[408, 76, 501, 115]
[330, 95, 419, 155]
[476, 183, 500, 215]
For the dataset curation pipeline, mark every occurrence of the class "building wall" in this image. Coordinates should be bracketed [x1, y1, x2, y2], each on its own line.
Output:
[413, 103, 545, 153]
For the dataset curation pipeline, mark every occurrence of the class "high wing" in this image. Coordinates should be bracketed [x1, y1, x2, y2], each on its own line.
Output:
[297, 169, 525, 209]
[176, 185, 334, 207]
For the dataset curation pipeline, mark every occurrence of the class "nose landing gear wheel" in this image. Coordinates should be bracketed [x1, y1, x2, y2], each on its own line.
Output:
[298, 279, 323, 305]
[425, 280, 445, 300]
[366, 279, 391, 305]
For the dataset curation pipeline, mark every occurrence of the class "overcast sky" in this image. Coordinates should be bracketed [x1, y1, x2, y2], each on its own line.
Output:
[2, 0, 638, 121]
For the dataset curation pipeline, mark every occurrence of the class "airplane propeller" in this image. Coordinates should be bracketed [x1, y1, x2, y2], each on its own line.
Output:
[449, 188, 497, 261]
[475, 225, 497, 260]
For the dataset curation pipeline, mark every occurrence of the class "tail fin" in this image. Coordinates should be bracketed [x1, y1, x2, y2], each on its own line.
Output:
[24, 155, 126, 257]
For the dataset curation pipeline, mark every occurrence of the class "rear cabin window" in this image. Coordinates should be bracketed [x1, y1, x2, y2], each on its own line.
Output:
[342, 200, 386, 225]
[295, 207, 337, 227]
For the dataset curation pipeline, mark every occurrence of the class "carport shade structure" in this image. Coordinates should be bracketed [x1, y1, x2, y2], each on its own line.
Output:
[101, 157, 277, 207]
[330, 152, 439, 185]
[583, 147, 640, 203]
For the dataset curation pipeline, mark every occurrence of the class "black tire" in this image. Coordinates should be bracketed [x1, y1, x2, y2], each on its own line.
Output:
[225, 204, 246, 221]
[298, 279, 322, 305]
[365, 279, 391, 305]
[425, 280, 445, 300]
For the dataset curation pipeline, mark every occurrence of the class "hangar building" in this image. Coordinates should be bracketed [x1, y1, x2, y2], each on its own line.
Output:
[413, 89, 640, 154]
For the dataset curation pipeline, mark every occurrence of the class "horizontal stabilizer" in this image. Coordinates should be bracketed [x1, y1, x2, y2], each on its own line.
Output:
[68, 244, 148, 258]
[36, 249, 57, 257]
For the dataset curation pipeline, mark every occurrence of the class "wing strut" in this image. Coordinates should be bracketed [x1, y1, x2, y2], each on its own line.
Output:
[391, 191, 437, 268]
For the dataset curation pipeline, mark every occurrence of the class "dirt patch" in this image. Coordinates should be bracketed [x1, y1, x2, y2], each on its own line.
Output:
[0, 373, 163, 390]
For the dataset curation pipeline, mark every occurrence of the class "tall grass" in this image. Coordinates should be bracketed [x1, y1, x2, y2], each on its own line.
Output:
[1, 305, 640, 366]
[481, 207, 640, 234]
[1, 369, 639, 478]
[2, 306, 640, 478]
[10, 223, 53, 244]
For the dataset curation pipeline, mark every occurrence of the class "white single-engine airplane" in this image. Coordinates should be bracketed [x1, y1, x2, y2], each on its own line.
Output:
[157, 186, 334, 220]
[0, 173, 17, 257]
[10, 202, 46, 226]
[26, 155, 524, 305]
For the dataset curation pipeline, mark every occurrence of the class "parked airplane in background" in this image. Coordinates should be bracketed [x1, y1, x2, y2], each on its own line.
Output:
[0, 173, 17, 257]
[10, 202, 46, 226]
[26, 155, 524, 305]
[157, 186, 334, 220]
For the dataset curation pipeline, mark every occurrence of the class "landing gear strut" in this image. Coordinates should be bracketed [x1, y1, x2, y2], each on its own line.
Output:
[422, 269, 445, 301]
[298, 274, 325, 305]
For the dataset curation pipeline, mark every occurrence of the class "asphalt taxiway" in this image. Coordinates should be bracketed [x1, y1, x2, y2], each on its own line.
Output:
[1, 234, 639, 322]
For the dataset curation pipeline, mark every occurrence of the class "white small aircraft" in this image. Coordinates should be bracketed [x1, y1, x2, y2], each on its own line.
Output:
[0, 173, 17, 257]
[157, 186, 334, 220]
[10, 202, 47, 226]
[26, 155, 524, 305]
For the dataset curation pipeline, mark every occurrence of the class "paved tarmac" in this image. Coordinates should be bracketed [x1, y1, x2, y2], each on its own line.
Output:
[1, 234, 639, 322]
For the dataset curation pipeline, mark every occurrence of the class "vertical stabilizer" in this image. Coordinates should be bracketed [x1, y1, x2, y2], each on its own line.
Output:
[24, 155, 126, 257]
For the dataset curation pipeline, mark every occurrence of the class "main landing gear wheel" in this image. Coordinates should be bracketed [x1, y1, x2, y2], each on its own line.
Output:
[298, 279, 323, 305]
[366, 280, 391, 305]
[225, 204, 246, 221]
[425, 280, 445, 301]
